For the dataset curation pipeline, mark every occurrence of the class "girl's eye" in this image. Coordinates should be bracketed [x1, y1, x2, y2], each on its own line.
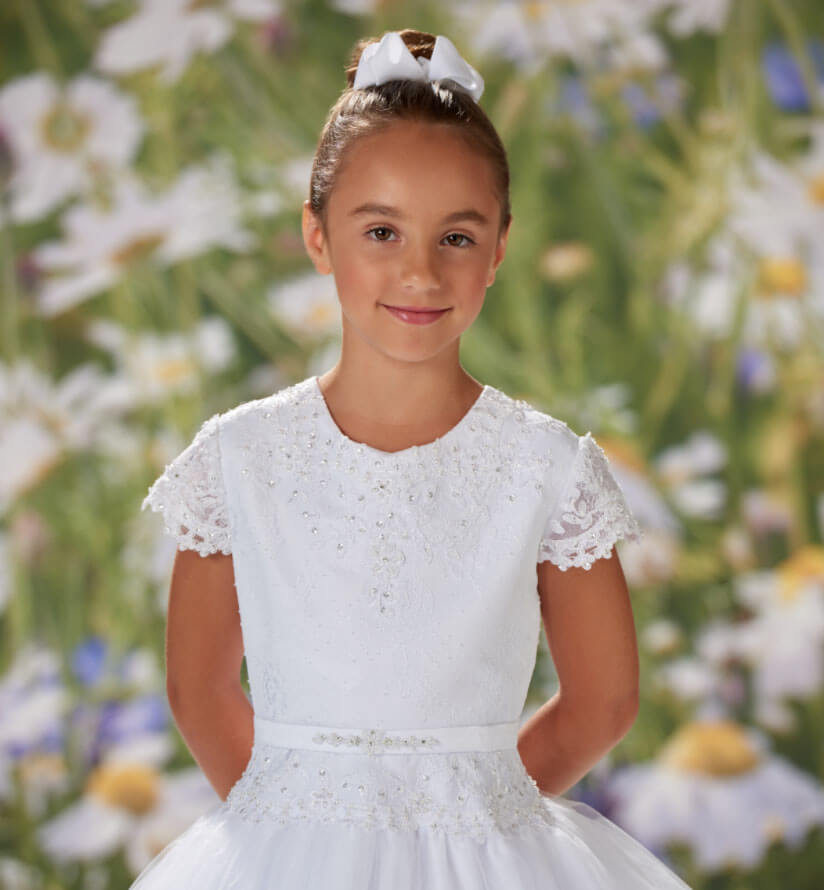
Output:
[367, 226, 395, 242]
[365, 227, 475, 248]
[445, 232, 474, 248]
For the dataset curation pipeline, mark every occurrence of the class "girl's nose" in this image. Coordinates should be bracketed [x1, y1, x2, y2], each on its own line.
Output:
[400, 244, 440, 290]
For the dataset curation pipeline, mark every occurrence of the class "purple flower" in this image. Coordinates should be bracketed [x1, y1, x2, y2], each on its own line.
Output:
[70, 636, 108, 687]
[101, 694, 169, 744]
[549, 75, 605, 139]
[736, 347, 775, 394]
[762, 39, 824, 112]
[621, 73, 685, 130]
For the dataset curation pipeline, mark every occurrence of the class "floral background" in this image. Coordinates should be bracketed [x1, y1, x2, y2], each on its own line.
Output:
[1, 1, 823, 887]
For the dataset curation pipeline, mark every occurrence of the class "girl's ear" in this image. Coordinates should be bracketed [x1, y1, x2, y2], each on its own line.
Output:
[486, 216, 512, 287]
[302, 200, 332, 275]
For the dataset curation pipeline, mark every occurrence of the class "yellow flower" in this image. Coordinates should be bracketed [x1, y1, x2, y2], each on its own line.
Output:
[776, 545, 824, 603]
[86, 762, 161, 816]
[755, 257, 807, 297]
[658, 720, 760, 777]
[596, 436, 646, 475]
[807, 172, 824, 205]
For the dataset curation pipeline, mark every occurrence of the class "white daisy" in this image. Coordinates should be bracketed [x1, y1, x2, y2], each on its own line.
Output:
[607, 719, 824, 871]
[0, 360, 134, 516]
[653, 655, 724, 702]
[0, 855, 42, 890]
[661, 0, 733, 37]
[453, 0, 667, 72]
[652, 430, 727, 520]
[0, 72, 143, 223]
[36, 762, 220, 875]
[328, 0, 374, 14]
[640, 618, 684, 655]
[660, 235, 755, 342]
[664, 127, 824, 354]
[734, 552, 824, 704]
[94, 0, 281, 83]
[85, 316, 236, 404]
[739, 488, 793, 537]
[725, 146, 824, 350]
[33, 156, 254, 317]
[619, 528, 681, 588]
[688, 552, 824, 727]
[0, 644, 71, 812]
[267, 272, 340, 340]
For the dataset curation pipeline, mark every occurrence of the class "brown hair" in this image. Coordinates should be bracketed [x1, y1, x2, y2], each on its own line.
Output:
[308, 28, 511, 240]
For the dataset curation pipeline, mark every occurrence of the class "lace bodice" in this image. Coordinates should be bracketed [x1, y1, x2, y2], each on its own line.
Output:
[141, 375, 642, 840]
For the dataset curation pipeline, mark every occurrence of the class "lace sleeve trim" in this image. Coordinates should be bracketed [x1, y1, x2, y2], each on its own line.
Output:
[141, 413, 233, 557]
[537, 431, 642, 571]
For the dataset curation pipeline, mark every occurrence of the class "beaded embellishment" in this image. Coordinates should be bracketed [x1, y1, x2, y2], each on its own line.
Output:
[311, 728, 442, 753]
[224, 743, 556, 842]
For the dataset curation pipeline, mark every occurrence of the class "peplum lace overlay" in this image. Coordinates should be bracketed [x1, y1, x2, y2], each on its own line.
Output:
[225, 743, 554, 842]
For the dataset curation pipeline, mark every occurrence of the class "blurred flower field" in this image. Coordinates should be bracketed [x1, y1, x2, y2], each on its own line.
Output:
[1, 1, 823, 887]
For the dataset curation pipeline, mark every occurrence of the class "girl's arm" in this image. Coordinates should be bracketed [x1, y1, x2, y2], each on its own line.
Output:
[165, 547, 253, 801]
[517, 545, 640, 797]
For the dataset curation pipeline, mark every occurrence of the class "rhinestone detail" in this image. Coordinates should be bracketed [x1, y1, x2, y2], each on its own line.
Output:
[224, 743, 555, 842]
[310, 728, 442, 754]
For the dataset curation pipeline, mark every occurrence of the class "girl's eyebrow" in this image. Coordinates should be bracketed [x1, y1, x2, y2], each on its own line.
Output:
[349, 202, 491, 226]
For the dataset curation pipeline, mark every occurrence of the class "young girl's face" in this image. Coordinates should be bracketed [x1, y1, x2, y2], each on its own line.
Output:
[303, 120, 510, 367]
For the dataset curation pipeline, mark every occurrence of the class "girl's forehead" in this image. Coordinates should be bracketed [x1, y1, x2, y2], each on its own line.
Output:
[335, 130, 494, 190]
[330, 164, 497, 221]
[355, 119, 471, 150]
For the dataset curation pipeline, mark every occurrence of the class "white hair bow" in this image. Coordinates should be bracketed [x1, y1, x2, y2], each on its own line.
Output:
[353, 31, 484, 102]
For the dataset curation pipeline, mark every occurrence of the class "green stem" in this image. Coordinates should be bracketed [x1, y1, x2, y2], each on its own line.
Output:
[199, 267, 294, 360]
[0, 196, 19, 364]
[174, 260, 201, 336]
[218, 51, 312, 150]
[14, 0, 63, 76]
[643, 317, 692, 442]
[56, 0, 95, 52]
[3, 522, 30, 668]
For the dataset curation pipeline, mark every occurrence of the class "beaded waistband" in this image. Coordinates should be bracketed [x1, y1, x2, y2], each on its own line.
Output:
[253, 715, 520, 755]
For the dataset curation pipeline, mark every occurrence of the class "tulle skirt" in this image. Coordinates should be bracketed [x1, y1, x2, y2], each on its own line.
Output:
[128, 791, 693, 889]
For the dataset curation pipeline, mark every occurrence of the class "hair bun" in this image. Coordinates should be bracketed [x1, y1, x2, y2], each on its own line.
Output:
[345, 28, 436, 89]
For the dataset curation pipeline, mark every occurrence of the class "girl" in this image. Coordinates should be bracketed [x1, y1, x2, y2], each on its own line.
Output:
[135, 28, 693, 890]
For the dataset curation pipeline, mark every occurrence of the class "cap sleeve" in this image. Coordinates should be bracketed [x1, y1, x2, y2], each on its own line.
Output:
[141, 413, 232, 557]
[538, 429, 642, 571]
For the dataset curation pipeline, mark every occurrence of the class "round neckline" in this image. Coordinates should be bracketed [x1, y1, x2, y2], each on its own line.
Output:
[310, 374, 490, 458]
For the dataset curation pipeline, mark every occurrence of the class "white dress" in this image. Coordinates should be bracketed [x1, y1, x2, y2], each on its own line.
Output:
[135, 374, 692, 889]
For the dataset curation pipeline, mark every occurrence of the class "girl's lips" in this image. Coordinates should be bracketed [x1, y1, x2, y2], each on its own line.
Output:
[382, 305, 450, 325]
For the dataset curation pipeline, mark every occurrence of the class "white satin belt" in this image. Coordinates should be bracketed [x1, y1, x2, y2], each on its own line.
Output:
[253, 715, 520, 755]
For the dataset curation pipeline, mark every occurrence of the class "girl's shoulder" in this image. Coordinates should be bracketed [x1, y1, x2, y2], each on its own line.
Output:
[482, 384, 582, 460]
[216, 377, 316, 433]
